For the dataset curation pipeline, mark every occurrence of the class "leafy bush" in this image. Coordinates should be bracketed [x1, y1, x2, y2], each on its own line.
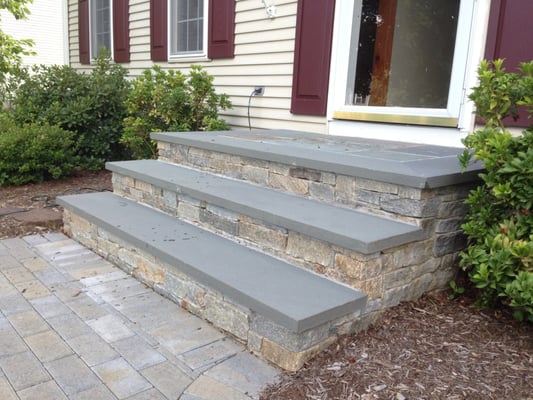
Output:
[0, 0, 34, 101]
[459, 59, 533, 321]
[0, 114, 76, 186]
[122, 65, 232, 159]
[10, 52, 131, 168]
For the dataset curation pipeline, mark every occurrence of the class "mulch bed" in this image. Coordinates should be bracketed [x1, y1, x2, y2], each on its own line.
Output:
[1, 172, 531, 400]
[0, 170, 112, 239]
[261, 290, 532, 400]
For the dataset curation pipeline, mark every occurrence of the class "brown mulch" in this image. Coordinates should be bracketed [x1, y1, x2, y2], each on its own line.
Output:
[262, 291, 532, 400]
[0, 170, 112, 239]
[1, 173, 531, 400]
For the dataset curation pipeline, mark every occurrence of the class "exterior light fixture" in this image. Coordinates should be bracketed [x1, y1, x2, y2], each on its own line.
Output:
[261, 0, 277, 18]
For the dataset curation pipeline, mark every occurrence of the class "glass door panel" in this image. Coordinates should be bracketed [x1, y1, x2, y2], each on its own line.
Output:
[347, 0, 461, 109]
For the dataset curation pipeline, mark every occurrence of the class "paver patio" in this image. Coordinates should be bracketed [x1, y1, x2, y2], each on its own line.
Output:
[0, 232, 279, 400]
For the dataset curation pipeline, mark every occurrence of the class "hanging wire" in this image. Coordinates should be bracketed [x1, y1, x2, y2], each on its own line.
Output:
[247, 87, 263, 131]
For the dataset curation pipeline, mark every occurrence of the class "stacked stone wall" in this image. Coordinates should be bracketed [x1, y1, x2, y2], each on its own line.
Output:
[112, 169, 472, 313]
[62, 209, 364, 371]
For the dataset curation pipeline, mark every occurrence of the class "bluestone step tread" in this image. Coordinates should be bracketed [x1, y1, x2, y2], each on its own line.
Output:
[107, 160, 424, 254]
[57, 192, 366, 333]
[152, 130, 482, 189]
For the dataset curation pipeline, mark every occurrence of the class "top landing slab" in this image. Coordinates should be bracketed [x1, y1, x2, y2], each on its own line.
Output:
[152, 130, 483, 189]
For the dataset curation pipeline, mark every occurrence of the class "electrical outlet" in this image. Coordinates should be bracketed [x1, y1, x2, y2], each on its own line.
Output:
[254, 86, 265, 96]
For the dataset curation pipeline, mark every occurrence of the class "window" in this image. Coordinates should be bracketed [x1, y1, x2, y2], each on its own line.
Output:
[78, 0, 129, 64]
[169, 0, 207, 57]
[150, 0, 235, 61]
[90, 0, 112, 58]
[331, 0, 476, 127]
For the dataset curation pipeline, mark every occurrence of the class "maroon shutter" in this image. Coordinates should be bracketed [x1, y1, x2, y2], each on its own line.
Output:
[78, 0, 90, 64]
[485, 0, 533, 127]
[150, 0, 168, 61]
[290, 0, 335, 116]
[208, 0, 235, 59]
[113, 0, 130, 62]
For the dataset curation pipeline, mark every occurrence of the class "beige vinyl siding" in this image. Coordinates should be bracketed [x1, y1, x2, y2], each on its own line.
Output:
[68, 0, 86, 72]
[67, 0, 328, 133]
[1, 1, 67, 66]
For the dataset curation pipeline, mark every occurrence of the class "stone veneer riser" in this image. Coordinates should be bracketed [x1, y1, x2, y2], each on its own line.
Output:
[154, 141, 472, 303]
[58, 131, 484, 371]
[111, 171, 462, 309]
[157, 141, 474, 225]
[62, 209, 367, 371]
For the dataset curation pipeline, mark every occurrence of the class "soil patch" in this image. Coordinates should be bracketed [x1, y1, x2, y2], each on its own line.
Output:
[0, 170, 112, 239]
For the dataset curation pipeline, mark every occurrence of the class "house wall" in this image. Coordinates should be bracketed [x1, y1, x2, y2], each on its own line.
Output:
[1, 0, 68, 66]
[67, 0, 327, 133]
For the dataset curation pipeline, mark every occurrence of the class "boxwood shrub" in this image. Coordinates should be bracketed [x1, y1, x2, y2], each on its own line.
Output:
[0, 114, 76, 186]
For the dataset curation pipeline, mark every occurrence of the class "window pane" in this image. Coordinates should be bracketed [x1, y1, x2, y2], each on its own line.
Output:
[90, 0, 111, 57]
[171, 0, 204, 55]
[189, 0, 200, 19]
[178, 0, 187, 20]
[349, 0, 460, 108]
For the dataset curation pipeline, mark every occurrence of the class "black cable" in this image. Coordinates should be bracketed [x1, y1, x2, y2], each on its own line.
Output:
[0, 208, 32, 216]
[247, 90, 255, 132]
[247, 87, 263, 131]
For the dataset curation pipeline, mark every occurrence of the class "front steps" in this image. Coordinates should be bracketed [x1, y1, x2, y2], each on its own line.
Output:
[107, 159, 425, 255]
[59, 130, 482, 370]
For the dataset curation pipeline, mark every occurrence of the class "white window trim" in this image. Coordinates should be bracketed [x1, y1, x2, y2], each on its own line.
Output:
[88, 0, 114, 61]
[167, 0, 209, 61]
[327, 0, 492, 147]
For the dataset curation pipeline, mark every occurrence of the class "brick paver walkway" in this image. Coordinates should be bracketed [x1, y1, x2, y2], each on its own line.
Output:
[0, 233, 279, 399]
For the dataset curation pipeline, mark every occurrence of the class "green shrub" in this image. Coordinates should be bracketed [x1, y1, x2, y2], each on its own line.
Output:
[10, 52, 131, 168]
[122, 65, 232, 159]
[0, 115, 76, 186]
[459, 59, 533, 321]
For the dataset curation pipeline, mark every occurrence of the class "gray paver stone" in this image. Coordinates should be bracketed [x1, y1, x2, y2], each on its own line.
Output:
[205, 351, 280, 399]
[30, 295, 72, 318]
[124, 388, 167, 399]
[92, 357, 152, 399]
[45, 354, 101, 395]
[179, 339, 243, 371]
[34, 268, 72, 285]
[0, 351, 50, 391]
[183, 375, 251, 400]
[0, 255, 21, 270]
[14, 279, 51, 299]
[24, 330, 73, 362]
[70, 384, 116, 400]
[149, 318, 225, 356]
[87, 313, 135, 343]
[7, 310, 49, 337]
[80, 270, 128, 287]
[66, 332, 119, 367]
[141, 361, 193, 399]
[0, 329, 29, 357]
[1, 238, 36, 260]
[112, 335, 166, 369]
[22, 234, 50, 247]
[47, 312, 92, 340]
[17, 380, 68, 400]
[2, 267, 35, 284]
[0, 377, 18, 400]
[66, 294, 110, 321]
